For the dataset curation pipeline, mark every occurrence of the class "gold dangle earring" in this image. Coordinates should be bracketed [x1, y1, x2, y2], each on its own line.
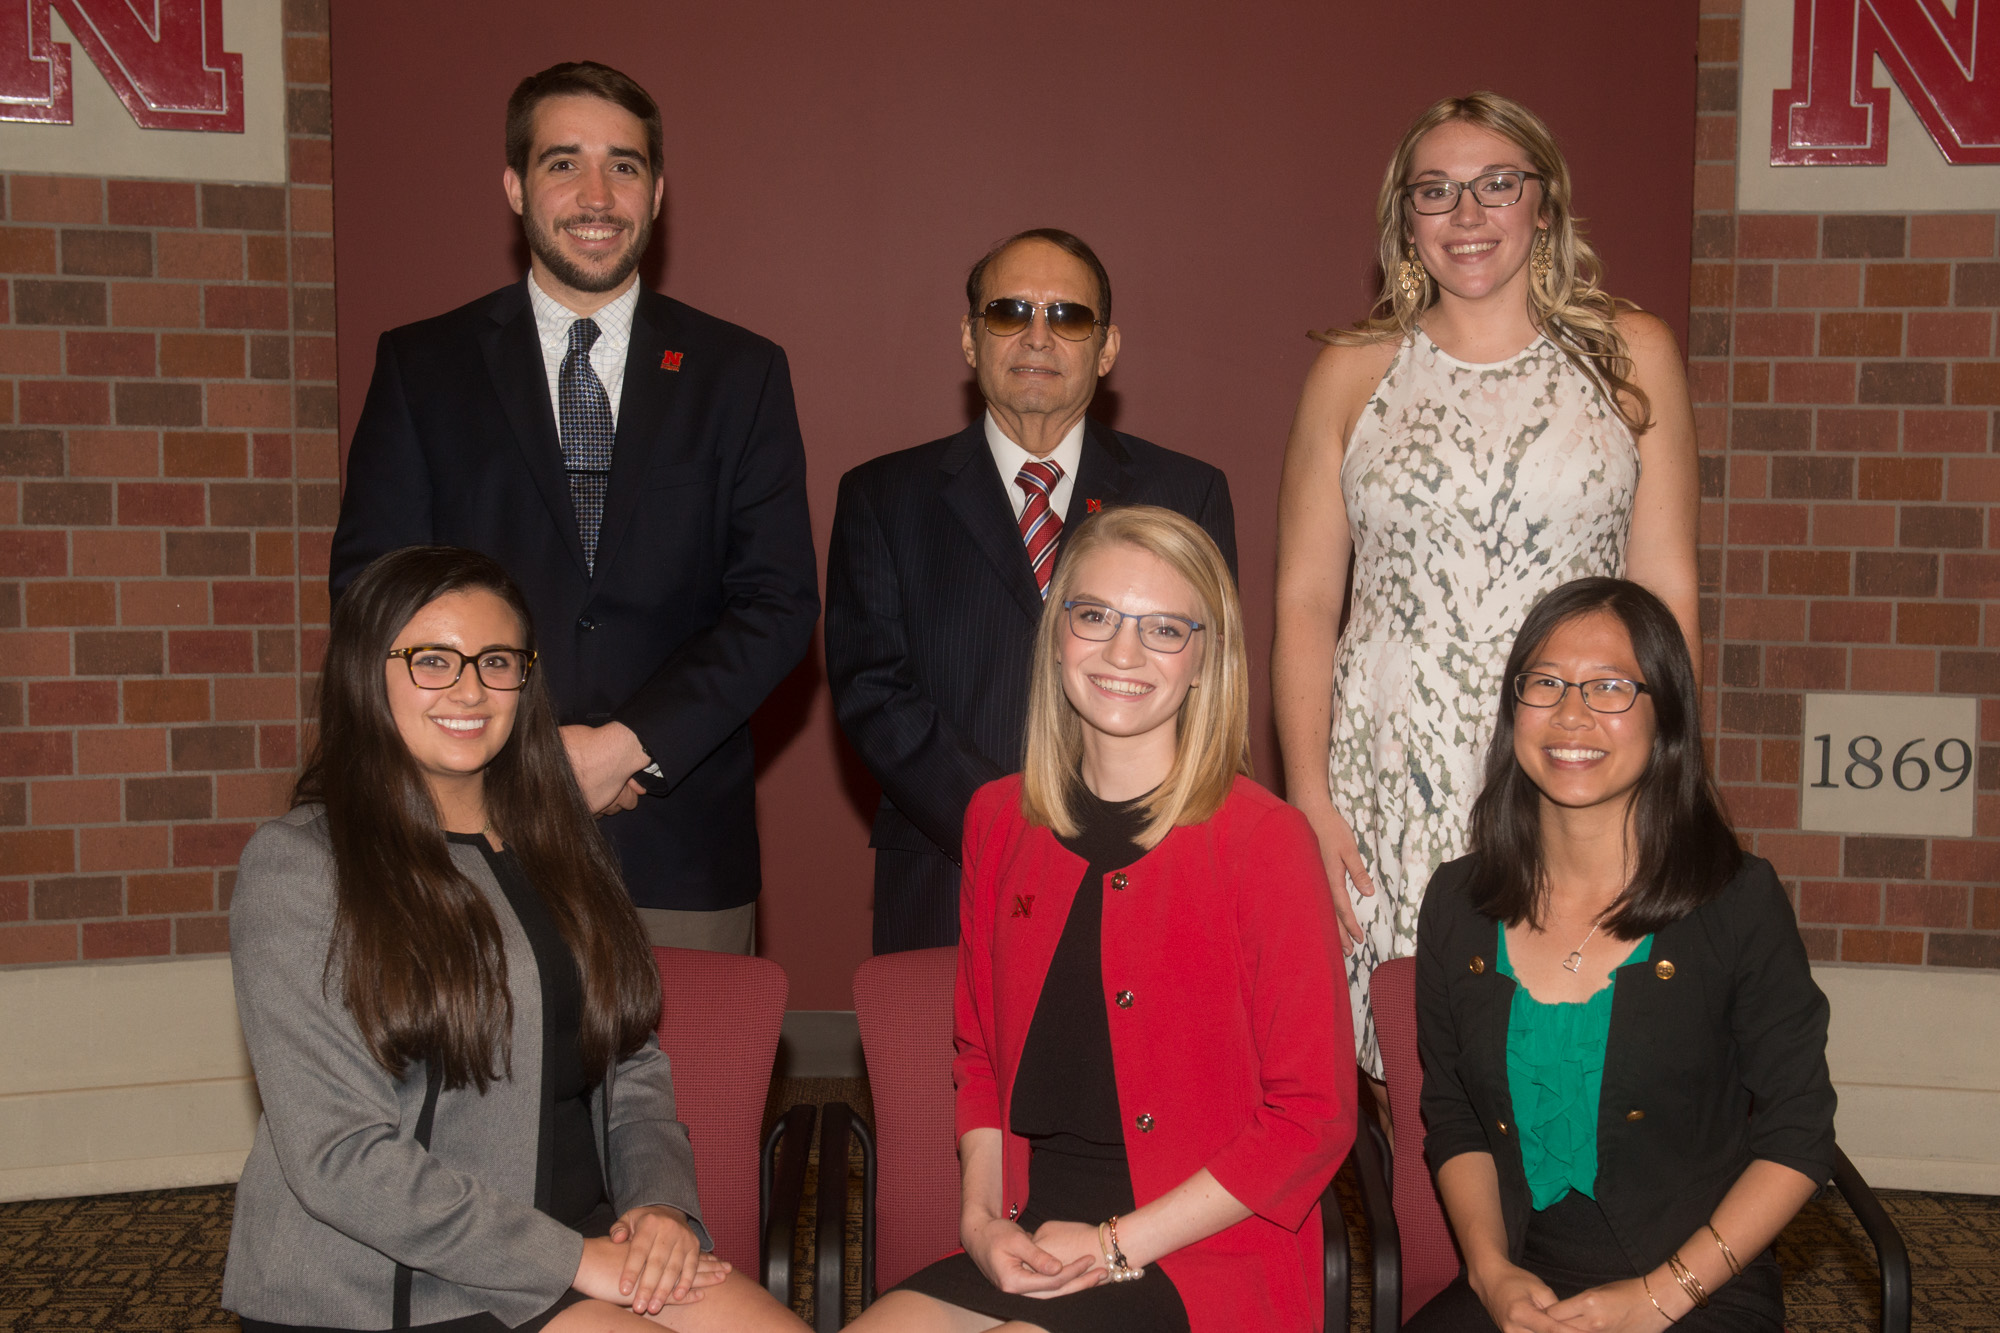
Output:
[1397, 243, 1427, 301]
[1532, 229, 1555, 283]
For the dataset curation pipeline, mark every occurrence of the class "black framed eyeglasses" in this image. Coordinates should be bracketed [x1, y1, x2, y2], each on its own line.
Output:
[1511, 672, 1648, 714]
[388, 645, 538, 691]
[974, 297, 1106, 342]
[1403, 170, 1545, 215]
[1062, 600, 1204, 653]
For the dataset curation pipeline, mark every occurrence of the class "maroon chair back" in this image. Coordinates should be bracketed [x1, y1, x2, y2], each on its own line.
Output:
[652, 946, 789, 1275]
[1372, 955, 1462, 1321]
[852, 947, 962, 1291]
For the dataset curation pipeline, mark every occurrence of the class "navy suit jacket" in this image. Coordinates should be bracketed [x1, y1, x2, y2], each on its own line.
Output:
[329, 281, 819, 911]
[825, 417, 1235, 949]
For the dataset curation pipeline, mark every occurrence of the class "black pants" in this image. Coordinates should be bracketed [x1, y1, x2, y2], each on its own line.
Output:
[1406, 1192, 1783, 1332]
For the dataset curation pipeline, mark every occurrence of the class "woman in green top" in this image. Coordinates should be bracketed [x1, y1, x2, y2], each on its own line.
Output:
[1413, 578, 1836, 1332]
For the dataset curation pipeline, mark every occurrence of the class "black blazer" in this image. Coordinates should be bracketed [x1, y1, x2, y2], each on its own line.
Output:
[824, 417, 1235, 944]
[329, 282, 819, 911]
[1415, 853, 1837, 1272]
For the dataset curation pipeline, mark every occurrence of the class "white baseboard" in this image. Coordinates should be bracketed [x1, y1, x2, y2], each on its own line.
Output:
[1843, 1153, 2000, 1196]
[1816, 963, 2000, 1195]
[0, 957, 258, 1202]
[0, 1149, 254, 1202]
[2, 960, 1993, 1202]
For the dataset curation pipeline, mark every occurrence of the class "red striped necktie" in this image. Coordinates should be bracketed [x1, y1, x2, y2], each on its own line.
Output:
[1014, 459, 1065, 597]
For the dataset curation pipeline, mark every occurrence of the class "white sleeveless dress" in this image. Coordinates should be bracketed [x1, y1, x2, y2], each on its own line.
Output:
[1334, 328, 1638, 1076]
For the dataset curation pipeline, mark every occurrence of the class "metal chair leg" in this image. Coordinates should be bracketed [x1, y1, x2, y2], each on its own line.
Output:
[761, 1103, 816, 1306]
[1351, 1111, 1400, 1332]
[1829, 1144, 1910, 1333]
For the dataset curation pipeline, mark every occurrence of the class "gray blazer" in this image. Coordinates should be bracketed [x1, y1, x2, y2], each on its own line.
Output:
[222, 805, 707, 1328]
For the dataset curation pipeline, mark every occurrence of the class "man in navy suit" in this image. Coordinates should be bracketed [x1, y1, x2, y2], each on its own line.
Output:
[826, 229, 1236, 953]
[330, 62, 817, 953]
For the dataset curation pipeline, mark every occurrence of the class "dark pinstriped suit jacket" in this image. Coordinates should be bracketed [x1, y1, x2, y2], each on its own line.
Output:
[825, 417, 1236, 952]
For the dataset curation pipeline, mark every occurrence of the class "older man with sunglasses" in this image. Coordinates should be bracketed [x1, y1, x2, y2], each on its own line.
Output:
[826, 228, 1237, 953]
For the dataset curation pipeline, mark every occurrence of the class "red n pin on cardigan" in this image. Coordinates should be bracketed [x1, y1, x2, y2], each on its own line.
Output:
[1085, 498, 1102, 512]
[660, 350, 684, 371]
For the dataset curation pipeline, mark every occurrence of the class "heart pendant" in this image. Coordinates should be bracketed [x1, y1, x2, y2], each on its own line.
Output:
[1561, 951, 1584, 973]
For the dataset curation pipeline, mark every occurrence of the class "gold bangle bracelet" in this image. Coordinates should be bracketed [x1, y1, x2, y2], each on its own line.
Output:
[1642, 1272, 1678, 1325]
[1666, 1254, 1710, 1308]
[1707, 1224, 1743, 1278]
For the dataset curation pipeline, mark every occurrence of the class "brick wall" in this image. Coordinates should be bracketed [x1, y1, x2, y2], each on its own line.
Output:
[1694, 6, 1999, 969]
[0, 0, 333, 965]
[5, 5, 1993, 977]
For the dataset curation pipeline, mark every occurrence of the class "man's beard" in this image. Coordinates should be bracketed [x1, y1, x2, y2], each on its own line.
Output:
[524, 209, 652, 294]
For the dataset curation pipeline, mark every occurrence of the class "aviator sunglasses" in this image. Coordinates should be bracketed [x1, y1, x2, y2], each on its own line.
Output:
[974, 297, 1107, 342]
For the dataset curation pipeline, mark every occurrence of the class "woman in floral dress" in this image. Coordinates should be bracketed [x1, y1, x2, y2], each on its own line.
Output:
[1273, 92, 1700, 1082]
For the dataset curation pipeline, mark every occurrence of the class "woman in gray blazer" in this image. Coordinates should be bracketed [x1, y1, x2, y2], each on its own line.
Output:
[223, 546, 808, 1333]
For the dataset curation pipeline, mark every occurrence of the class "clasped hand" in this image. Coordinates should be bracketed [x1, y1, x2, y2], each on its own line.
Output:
[574, 1205, 729, 1315]
[1475, 1263, 1672, 1333]
[560, 723, 649, 817]
[963, 1214, 1120, 1298]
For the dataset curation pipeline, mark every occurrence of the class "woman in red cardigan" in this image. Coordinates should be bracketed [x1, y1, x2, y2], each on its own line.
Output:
[850, 505, 1356, 1333]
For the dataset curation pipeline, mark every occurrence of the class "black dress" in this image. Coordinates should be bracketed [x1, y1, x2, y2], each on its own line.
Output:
[1405, 1191, 1783, 1332]
[243, 835, 612, 1333]
[895, 791, 1191, 1333]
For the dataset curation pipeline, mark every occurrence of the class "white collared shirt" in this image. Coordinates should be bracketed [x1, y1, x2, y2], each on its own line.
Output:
[984, 411, 1085, 523]
[527, 273, 640, 428]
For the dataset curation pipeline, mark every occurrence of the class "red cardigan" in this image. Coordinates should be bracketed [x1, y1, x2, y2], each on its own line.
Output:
[954, 774, 1356, 1332]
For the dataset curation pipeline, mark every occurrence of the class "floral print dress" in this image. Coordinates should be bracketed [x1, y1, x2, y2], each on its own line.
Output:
[1334, 328, 1637, 1077]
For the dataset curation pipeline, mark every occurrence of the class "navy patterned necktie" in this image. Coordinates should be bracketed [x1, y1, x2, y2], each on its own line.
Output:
[558, 318, 615, 572]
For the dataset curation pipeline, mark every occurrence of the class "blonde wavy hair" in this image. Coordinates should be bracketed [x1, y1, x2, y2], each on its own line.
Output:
[1020, 506, 1250, 848]
[1319, 91, 1652, 434]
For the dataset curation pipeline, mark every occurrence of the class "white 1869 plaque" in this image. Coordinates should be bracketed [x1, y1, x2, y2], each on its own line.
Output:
[1798, 693, 1978, 839]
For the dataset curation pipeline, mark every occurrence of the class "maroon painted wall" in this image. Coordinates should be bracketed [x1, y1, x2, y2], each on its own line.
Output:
[331, 1, 1696, 1007]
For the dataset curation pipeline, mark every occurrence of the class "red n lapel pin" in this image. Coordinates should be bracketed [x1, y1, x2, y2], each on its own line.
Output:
[1085, 498, 1102, 513]
[660, 350, 684, 371]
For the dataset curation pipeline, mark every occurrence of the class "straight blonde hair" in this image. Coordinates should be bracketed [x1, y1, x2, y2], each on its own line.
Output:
[1318, 90, 1652, 435]
[1020, 506, 1250, 847]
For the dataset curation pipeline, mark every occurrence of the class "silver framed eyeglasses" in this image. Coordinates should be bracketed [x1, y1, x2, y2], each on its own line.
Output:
[1062, 600, 1204, 653]
[388, 645, 537, 691]
[1511, 672, 1648, 714]
[1403, 170, 1545, 215]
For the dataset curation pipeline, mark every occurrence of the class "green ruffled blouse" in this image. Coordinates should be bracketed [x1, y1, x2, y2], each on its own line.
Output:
[1495, 923, 1654, 1210]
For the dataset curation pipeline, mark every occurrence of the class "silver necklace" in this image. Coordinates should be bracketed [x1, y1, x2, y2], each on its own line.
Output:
[1561, 920, 1601, 973]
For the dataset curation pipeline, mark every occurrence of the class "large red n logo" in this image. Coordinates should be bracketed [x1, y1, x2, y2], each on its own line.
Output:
[0, 0, 243, 133]
[1772, 0, 2000, 164]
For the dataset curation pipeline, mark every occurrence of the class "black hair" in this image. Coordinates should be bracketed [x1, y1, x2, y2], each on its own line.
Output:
[1465, 577, 1740, 936]
[965, 227, 1113, 324]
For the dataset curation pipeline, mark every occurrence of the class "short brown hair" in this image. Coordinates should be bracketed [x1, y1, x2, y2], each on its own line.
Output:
[966, 228, 1113, 324]
[505, 61, 663, 179]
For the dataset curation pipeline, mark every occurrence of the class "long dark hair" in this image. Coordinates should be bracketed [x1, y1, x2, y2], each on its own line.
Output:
[1465, 577, 1739, 936]
[296, 547, 659, 1091]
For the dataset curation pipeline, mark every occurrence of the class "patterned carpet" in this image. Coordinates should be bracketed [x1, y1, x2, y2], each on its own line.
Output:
[3, 1105, 1994, 1331]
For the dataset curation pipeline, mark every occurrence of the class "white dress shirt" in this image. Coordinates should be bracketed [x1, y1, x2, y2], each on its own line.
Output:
[527, 273, 640, 426]
[984, 411, 1085, 523]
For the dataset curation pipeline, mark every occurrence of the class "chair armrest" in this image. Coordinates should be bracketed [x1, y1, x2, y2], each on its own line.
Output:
[1828, 1144, 1910, 1333]
[1322, 1157, 1352, 1333]
[761, 1103, 816, 1306]
[815, 1102, 874, 1331]
[1352, 1113, 1400, 1333]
